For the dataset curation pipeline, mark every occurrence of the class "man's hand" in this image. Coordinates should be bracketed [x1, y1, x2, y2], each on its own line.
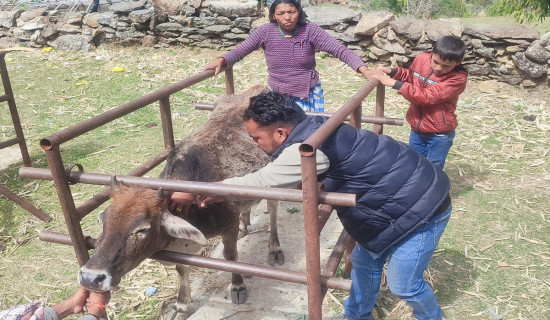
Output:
[170, 192, 195, 214]
[196, 194, 226, 209]
[203, 57, 226, 76]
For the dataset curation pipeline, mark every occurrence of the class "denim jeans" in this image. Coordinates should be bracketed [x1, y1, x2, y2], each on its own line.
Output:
[409, 130, 455, 169]
[343, 205, 452, 320]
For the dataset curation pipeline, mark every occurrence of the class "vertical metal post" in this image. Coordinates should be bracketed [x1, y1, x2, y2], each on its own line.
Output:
[225, 66, 234, 95]
[301, 153, 322, 320]
[344, 103, 361, 278]
[372, 83, 386, 134]
[159, 96, 175, 150]
[44, 147, 89, 265]
[0, 52, 31, 166]
[349, 103, 362, 129]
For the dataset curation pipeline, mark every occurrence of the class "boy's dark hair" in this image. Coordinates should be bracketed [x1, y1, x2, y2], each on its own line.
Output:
[244, 91, 307, 128]
[433, 35, 466, 62]
[268, 0, 308, 27]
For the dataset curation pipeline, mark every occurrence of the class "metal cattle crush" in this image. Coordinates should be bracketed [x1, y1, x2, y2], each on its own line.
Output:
[19, 65, 403, 319]
[0, 51, 51, 223]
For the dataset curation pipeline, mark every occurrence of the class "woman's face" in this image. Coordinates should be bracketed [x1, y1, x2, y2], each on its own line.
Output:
[273, 3, 299, 33]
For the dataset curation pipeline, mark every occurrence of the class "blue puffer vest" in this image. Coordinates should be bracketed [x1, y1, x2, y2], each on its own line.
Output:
[271, 116, 451, 254]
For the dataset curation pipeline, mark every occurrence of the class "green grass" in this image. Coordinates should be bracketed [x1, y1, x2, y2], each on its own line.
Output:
[460, 16, 550, 34]
[1, 44, 549, 319]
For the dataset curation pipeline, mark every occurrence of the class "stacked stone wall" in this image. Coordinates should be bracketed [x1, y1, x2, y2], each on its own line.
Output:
[0, 1, 549, 87]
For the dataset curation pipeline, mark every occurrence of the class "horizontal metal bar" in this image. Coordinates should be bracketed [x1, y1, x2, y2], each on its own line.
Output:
[194, 103, 403, 126]
[40, 231, 352, 292]
[40, 70, 217, 150]
[0, 137, 20, 149]
[19, 168, 356, 207]
[0, 94, 9, 102]
[0, 185, 51, 222]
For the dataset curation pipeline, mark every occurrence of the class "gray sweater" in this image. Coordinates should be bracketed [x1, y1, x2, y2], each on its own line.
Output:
[44, 307, 98, 320]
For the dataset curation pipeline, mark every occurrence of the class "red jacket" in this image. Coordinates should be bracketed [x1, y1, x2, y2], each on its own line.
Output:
[392, 52, 468, 133]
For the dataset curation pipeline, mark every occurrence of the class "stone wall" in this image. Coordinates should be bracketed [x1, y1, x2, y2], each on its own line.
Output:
[0, 1, 549, 87]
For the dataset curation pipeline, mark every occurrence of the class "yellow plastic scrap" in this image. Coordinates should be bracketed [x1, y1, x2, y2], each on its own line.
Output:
[42, 47, 53, 53]
[76, 80, 87, 86]
[112, 66, 125, 73]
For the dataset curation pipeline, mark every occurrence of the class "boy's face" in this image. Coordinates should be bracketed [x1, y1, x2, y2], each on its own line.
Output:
[431, 53, 462, 75]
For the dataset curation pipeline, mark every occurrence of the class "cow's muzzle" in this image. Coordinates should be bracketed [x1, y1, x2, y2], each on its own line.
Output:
[78, 266, 115, 292]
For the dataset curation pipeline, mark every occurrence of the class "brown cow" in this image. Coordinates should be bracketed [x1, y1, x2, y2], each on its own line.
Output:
[78, 85, 284, 320]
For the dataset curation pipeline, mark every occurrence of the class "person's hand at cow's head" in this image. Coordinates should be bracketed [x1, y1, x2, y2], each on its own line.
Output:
[170, 192, 195, 215]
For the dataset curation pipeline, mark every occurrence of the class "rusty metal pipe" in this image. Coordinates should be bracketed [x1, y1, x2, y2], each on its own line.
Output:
[39, 231, 352, 292]
[301, 153, 323, 319]
[1, 52, 31, 166]
[0, 185, 51, 222]
[0, 137, 20, 149]
[194, 103, 403, 126]
[19, 168, 356, 207]
[299, 79, 380, 157]
[40, 70, 217, 150]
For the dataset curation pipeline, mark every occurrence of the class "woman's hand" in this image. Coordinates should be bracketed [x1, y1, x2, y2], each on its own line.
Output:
[203, 57, 226, 76]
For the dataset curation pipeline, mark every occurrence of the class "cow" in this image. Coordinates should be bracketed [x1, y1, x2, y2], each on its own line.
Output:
[78, 85, 285, 319]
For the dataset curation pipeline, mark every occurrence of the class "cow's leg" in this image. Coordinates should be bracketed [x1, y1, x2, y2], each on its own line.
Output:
[238, 209, 251, 239]
[222, 228, 247, 304]
[267, 200, 284, 266]
[160, 264, 192, 320]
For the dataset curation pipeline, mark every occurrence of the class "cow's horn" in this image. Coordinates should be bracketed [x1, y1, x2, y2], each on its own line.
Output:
[157, 187, 165, 199]
[110, 175, 120, 190]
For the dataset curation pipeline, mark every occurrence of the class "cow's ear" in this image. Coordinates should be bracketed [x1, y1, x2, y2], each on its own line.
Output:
[160, 212, 206, 245]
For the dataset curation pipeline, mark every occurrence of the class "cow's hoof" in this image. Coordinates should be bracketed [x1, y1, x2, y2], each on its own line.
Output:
[231, 284, 248, 304]
[160, 301, 191, 320]
[268, 248, 285, 266]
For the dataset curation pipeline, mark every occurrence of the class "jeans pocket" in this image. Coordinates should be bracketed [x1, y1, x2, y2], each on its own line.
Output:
[432, 207, 452, 245]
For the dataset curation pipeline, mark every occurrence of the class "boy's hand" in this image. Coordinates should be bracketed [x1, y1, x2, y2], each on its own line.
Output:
[371, 70, 396, 87]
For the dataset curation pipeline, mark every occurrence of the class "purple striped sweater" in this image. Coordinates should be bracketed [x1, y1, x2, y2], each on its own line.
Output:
[223, 23, 366, 99]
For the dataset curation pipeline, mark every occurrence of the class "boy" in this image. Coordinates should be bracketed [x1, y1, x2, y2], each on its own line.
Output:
[372, 35, 468, 168]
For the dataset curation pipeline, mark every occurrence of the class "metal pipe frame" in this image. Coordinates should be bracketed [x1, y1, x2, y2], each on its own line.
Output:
[0, 51, 50, 222]
[19, 168, 356, 208]
[194, 103, 403, 126]
[298, 79, 387, 318]
[40, 230, 353, 292]
[29, 66, 390, 319]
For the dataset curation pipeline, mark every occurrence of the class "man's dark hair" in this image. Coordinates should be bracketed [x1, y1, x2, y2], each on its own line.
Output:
[268, 0, 308, 27]
[433, 35, 466, 62]
[244, 91, 307, 128]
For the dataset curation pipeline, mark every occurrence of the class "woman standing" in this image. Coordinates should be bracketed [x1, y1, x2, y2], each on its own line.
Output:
[203, 0, 371, 112]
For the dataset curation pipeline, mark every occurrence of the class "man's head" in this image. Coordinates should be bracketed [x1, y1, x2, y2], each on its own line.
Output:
[243, 91, 306, 155]
[431, 35, 466, 75]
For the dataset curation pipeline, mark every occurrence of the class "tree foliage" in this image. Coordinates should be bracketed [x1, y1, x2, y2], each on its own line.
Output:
[488, 0, 549, 22]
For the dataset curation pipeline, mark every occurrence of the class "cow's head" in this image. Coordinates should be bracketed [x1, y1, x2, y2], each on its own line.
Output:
[78, 176, 206, 292]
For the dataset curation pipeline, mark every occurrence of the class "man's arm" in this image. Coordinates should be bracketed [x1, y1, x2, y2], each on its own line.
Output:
[223, 143, 330, 188]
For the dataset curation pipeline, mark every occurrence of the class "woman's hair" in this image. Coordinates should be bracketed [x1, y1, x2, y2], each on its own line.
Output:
[268, 0, 308, 27]
[243, 91, 307, 128]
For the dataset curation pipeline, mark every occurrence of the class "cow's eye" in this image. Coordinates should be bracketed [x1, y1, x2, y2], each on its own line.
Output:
[136, 227, 150, 235]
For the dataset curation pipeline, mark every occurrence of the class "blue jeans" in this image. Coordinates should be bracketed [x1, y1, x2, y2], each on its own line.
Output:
[343, 206, 452, 320]
[409, 130, 455, 169]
